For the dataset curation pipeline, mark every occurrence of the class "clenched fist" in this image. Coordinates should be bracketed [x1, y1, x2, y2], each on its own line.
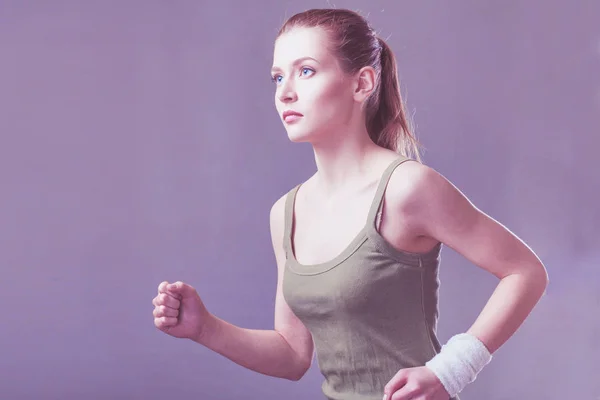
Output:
[152, 280, 214, 342]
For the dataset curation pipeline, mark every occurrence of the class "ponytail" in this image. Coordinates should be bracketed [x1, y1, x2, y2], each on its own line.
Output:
[367, 38, 421, 161]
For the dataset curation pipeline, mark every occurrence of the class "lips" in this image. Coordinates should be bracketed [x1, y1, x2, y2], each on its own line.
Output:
[282, 110, 303, 122]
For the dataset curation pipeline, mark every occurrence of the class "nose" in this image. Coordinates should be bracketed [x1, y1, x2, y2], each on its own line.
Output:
[277, 79, 297, 103]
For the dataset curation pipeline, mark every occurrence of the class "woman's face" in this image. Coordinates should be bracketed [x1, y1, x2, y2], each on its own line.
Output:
[271, 27, 355, 144]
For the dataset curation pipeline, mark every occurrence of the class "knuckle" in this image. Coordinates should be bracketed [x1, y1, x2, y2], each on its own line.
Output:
[158, 317, 168, 327]
[168, 297, 179, 308]
[408, 385, 421, 394]
[158, 281, 168, 293]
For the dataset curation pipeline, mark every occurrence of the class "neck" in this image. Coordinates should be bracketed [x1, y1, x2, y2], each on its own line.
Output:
[310, 126, 383, 196]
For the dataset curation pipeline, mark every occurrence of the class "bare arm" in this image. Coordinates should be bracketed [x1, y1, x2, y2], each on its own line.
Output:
[194, 194, 314, 381]
[396, 163, 549, 354]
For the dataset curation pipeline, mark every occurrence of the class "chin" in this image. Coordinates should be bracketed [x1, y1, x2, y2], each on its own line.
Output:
[285, 127, 317, 143]
[287, 134, 311, 144]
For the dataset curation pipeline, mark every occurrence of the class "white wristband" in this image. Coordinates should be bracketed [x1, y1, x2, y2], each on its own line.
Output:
[424, 333, 492, 397]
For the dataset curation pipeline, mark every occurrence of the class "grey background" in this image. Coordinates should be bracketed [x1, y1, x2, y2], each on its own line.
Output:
[1, 1, 598, 399]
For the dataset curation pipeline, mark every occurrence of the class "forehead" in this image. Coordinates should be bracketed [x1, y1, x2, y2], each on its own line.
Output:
[272, 27, 332, 67]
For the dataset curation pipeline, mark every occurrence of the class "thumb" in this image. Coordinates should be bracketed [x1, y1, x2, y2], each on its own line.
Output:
[167, 281, 195, 297]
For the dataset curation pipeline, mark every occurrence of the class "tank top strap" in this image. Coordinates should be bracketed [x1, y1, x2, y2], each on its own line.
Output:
[283, 184, 301, 259]
[366, 156, 412, 226]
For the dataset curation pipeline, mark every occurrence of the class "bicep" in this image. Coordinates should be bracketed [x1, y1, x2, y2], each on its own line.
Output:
[414, 167, 545, 280]
[269, 196, 314, 368]
[435, 205, 540, 279]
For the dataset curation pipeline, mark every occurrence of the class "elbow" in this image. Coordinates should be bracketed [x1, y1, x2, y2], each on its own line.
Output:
[528, 261, 550, 295]
[536, 261, 550, 289]
[287, 370, 305, 382]
[287, 368, 308, 382]
[286, 359, 311, 381]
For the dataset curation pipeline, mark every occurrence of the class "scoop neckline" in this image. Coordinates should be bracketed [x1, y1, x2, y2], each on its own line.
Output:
[285, 157, 406, 275]
[286, 222, 443, 276]
[287, 225, 370, 274]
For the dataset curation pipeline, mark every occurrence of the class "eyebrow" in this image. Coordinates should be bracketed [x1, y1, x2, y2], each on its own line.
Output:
[271, 57, 320, 74]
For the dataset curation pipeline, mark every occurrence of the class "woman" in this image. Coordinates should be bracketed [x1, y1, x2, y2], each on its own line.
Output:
[151, 9, 548, 400]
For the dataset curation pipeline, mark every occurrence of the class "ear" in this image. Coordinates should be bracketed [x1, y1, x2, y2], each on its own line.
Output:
[352, 66, 377, 103]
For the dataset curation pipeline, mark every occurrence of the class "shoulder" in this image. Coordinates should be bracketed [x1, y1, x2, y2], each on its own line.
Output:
[385, 159, 469, 235]
[386, 159, 446, 207]
[268, 191, 288, 258]
[269, 184, 300, 246]
[270, 192, 288, 232]
[269, 172, 316, 232]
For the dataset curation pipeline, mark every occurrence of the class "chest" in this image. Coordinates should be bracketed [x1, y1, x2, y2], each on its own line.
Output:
[291, 198, 369, 266]
[291, 187, 420, 266]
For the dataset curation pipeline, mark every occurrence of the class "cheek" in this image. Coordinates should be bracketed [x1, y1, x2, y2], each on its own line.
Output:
[307, 81, 351, 116]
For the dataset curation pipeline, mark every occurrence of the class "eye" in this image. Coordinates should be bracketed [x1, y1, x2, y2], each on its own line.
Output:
[270, 74, 283, 85]
[300, 67, 315, 77]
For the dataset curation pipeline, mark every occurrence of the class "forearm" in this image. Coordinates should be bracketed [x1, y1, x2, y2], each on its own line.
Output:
[466, 266, 548, 353]
[193, 314, 307, 381]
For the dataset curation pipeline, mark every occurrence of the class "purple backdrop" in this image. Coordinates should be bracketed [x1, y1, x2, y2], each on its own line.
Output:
[1, 1, 598, 399]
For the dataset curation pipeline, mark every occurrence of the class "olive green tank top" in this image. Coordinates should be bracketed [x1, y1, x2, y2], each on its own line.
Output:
[282, 156, 459, 400]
